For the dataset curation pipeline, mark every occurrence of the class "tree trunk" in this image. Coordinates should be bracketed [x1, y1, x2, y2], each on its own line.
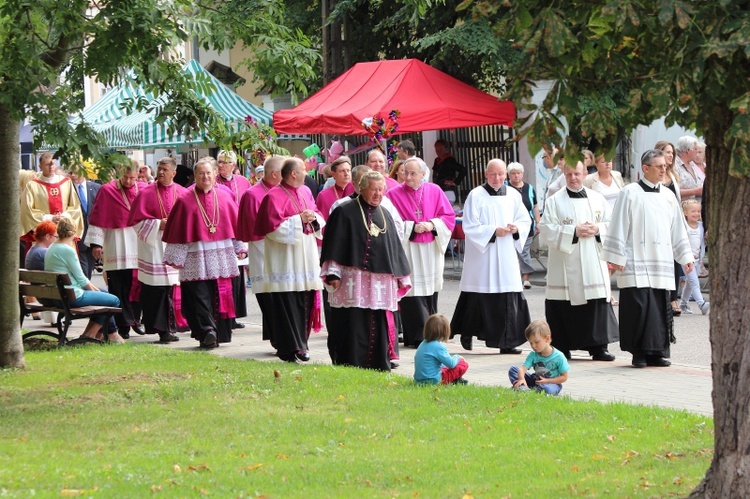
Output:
[0, 105, 25, 368]
[690, 122, 750, 496]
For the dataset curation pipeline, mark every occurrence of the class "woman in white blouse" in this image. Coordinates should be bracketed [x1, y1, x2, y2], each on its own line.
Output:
[582, 155, 624, 209]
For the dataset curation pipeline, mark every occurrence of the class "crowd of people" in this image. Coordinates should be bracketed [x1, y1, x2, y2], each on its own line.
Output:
[19, 135, 707, 392]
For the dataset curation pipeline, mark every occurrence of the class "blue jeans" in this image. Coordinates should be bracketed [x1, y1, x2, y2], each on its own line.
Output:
[70, 290, 120, 327]
[680, 259, 705, 307]
[508, 366, 563, 395]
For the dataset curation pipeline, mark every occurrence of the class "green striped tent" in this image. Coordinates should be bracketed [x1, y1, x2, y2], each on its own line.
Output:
[74, 60, 272, 149]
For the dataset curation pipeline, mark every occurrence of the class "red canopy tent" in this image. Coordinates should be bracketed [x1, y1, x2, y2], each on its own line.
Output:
[273, 59, 516, 135]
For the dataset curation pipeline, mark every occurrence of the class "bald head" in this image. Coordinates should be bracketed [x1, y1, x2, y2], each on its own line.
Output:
[351, 165, 372, 193]
[485, 159, 507, 189]
[263, 155, 285, 186]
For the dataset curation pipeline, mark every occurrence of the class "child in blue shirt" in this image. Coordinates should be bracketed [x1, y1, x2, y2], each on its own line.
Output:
[414, 314, 469, 385]
[509, 320, 569, 395]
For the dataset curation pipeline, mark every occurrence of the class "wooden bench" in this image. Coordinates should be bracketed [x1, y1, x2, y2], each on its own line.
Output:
[19, 269, 122, 346]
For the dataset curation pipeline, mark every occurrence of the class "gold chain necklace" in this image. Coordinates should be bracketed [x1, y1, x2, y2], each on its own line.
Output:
[118, 180, 138, 210]
[193, 188, 219, 233]
[156, 183, 176, 219]
[358, 198, 387, 237]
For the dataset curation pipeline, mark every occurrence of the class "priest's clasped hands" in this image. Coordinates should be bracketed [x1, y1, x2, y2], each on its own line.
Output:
[575, 221, 599, 238]
[299, 209, 317, 224]
[414, 221, 435, 233]
[494, 224, 518, 237]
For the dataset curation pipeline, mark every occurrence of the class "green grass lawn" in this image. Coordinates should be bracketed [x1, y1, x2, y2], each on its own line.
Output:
[1, 344, 712, 497]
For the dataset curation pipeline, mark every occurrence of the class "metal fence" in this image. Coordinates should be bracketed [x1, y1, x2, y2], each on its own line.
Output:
[310, 125, 517, 197]
[437, 126, 518, 201]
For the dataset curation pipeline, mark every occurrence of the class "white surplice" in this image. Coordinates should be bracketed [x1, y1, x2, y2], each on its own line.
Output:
[85, 225, 138, 271]
[259, 214, 325, 293]
[460, 185, 532, 293]
[134, 219, 180, 286]
[601, 181, 693, 290]
[541, 187, 611, 305]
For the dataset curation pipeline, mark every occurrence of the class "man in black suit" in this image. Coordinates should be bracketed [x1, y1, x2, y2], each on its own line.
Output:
[69, 169, 101, 279]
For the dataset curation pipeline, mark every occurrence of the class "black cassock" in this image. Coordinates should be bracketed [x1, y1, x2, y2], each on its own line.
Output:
[320, 197, 411, 371]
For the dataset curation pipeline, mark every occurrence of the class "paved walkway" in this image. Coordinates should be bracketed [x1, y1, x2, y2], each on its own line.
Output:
[35, 256, 713, 417]
[126, 324, 713, 416]
[43, 313, 713, 417]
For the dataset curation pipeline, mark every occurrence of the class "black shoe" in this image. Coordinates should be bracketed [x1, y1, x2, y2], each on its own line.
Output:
[119, 328, 130, 339]
[203, 330, 217, 347]
[500, 348, 522, 354]
[646, 356, 671, 367]
[232, 321, 245, 329]
[132, 324, 146, 335]
[632, 355, 647, 368]
[200, 342, 218, 349]
[460, 335, 473, 351]
[279, 353, 298, 363]
[158, 333, 179, 343]
[295, 352, 310, 362]
[591, 349, 615, 362]
[390, 361, 399, 369]
[452, 378, 469, 385]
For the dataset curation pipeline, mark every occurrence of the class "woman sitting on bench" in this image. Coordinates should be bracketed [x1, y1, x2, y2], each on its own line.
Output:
[43, 218, 125, 343]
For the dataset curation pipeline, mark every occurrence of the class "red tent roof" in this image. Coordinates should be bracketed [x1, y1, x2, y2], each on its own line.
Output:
[273, 59, 516, 135]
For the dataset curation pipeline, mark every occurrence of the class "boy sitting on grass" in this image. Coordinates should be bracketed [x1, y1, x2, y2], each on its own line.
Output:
[509, 320, 569, 395]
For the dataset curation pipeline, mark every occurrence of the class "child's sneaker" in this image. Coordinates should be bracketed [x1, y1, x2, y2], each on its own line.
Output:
[452, 378, 469, 385]
[680, 303, 693, 315]
[700, 301, 710, 315]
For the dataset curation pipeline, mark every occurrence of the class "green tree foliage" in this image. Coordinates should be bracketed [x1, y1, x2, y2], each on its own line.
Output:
[0, 0, 319, 367]
[197, 0, 320, 101]
[412, 0, 750, 169]
[318, 0, 517, 93]
[406, 0, 750, 495]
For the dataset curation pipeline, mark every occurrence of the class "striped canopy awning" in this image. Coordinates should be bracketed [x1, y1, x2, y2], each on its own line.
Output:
[73, 60, 272, 149]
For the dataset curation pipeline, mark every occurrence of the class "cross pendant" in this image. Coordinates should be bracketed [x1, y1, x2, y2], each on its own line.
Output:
[415, 209, 422, 217]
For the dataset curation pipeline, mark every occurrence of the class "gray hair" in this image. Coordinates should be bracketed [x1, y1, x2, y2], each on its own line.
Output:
[403, 157, 428, 175]
[507, 162, 524, 174]
[263, 155, 286, 174]
[485, 158, 507, 172]
[358, 170, 385, 191]
[640, 149, 665, 167]
[351, 165, 372, 188]
[194, 156, 218, 173]
[218, 149, 237, 164]
[675, 136, 698, 155]
[157, 156, 176, 170]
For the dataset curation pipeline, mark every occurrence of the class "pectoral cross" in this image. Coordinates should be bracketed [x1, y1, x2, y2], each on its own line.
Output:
[346, 279, 356, 299]
[414, 208, 422, 217]
[374, 281, 385, 303]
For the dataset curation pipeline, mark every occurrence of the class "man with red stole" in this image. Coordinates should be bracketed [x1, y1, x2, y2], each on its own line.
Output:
[20, 152, 83, 248]
[237, 155, 285, 347]
[162, 157, 247, 349]
[254, 157, 324, 362]
[127, 157, 187, 343]
[215, 149, 251, 329]
[86, 160, 146, 338]
[388, 157, 456, 347]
